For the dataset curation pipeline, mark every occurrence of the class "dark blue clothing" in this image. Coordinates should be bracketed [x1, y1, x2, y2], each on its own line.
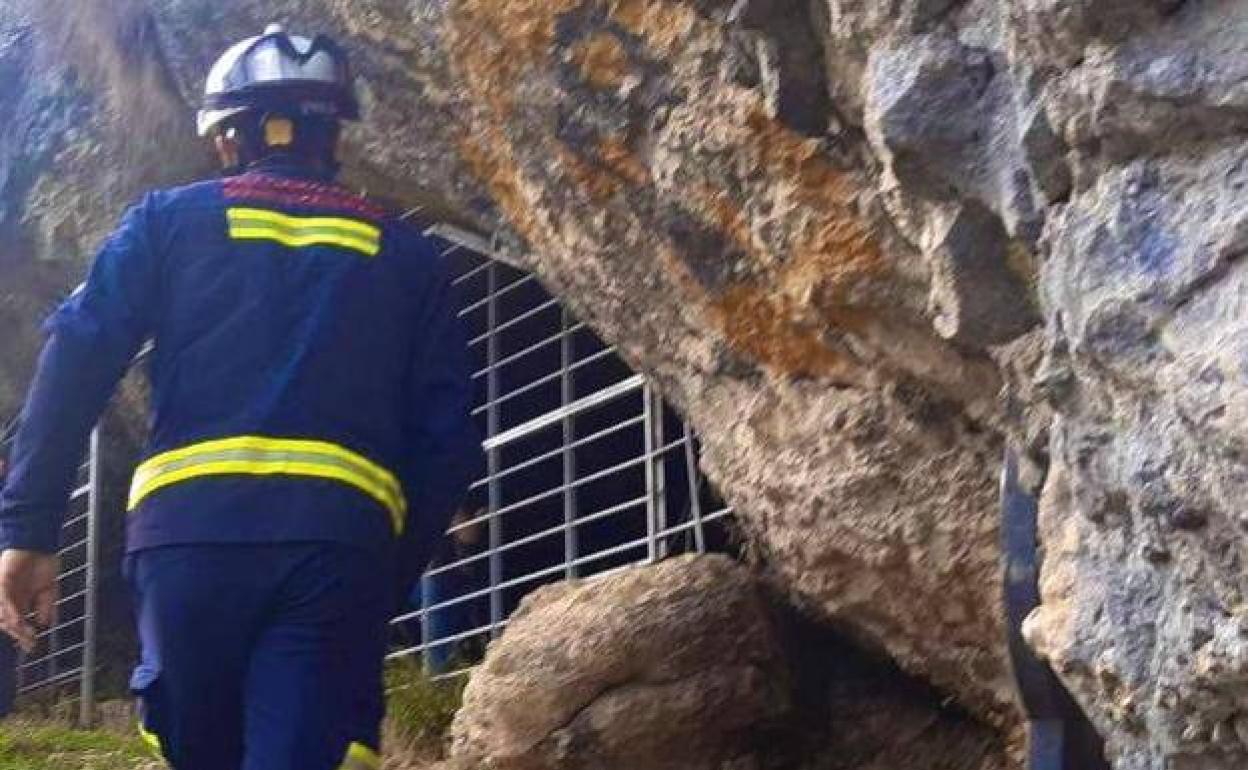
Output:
[0, 635, 15, 718]
[0, 164, 481, 573]
[0, 162, 481, 770]
[127, 543, 390, 770]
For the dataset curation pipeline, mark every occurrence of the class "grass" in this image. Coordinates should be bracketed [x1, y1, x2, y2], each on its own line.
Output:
[0, 661, 465, 769]
[383, 658, 467, 765]
[0, 721, 161, 770]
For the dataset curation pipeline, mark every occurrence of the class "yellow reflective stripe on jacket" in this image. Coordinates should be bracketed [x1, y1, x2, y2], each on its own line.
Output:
[338, 742, 381, 770]
[226, 207, 381, 257]
[129, 436, 406, 534]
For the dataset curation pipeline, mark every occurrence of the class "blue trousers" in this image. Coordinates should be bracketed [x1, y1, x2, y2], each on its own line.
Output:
[126, 544, 392, 770]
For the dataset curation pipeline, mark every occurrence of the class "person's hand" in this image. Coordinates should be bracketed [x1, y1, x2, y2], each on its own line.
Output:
[0, 550, 60, 653]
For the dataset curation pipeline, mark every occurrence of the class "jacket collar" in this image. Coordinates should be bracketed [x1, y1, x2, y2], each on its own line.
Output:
[235, 156, 337, 183]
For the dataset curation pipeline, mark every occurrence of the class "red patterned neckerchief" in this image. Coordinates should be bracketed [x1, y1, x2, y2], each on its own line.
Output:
[222, 173, 388, 221]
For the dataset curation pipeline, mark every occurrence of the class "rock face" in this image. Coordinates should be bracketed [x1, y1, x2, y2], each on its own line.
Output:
[447, 554, 1007, 770]
[3, 0, 1248, 767]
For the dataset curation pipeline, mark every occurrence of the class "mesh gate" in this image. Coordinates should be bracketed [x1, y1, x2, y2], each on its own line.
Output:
[387, 228, 732, 675]
[0, 425, 101, 724]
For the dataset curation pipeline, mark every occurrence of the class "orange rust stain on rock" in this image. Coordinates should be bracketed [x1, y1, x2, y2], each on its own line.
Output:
[608, 0, 697, 55]
[596, 137, 652, 187]
[671, 112, 885, 370]
[555, 145, 621, 203]
[570, 32, 632, 91]
[447, 0, 577, 117]
[713, 286, 863, 381]
[742, 108, 885, 309]
[458, 130, 553, 251]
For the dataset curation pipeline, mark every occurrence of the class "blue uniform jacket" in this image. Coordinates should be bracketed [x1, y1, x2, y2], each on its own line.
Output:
[0, 162, 482, 574]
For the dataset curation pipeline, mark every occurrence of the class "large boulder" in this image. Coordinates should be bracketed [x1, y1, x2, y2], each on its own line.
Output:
[446, 555, 791, 770]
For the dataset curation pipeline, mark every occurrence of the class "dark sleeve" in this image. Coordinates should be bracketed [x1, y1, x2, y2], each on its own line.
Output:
[0, 196, 162, 552]
[398, 239, 485, 580]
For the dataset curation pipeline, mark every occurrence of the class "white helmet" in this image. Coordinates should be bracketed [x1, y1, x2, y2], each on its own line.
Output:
[197, 23, 360, 137]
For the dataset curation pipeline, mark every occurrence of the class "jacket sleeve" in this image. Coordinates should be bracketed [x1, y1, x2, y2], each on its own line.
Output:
[398, 239, 485, 582]
[0, 196, 162, 553]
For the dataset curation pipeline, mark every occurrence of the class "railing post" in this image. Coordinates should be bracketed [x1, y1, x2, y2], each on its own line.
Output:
[642, 383, 668, 562]
[681, 421, 707, 554]
[486, 261, 504, 637]
[560, 307, 579, 580]
[79, 428, 101, 727]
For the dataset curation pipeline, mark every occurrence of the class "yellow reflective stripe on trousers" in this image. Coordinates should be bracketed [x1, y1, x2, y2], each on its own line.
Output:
[129, 436, 406, 534]
[137, 723, 164, 757]
[338, 742, 381, 770]
[226, 207, 381, 256]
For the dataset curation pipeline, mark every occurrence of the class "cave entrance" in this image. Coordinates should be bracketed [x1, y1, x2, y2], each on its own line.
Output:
[386, 225, 734, 675]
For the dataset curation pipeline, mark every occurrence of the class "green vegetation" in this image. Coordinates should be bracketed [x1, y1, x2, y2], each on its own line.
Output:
[0, 721, 160, 770]
[384, 658, 466, 757]
[0, 662, 466, 769]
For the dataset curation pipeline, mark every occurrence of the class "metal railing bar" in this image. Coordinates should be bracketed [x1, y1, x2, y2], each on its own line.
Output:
[482, 374, 644, 451]
[392, 558, 571, 627]
[32, 615, 85, 641]
[471, 321, 587, 381]
[450, 437, 686, 534]
[429, 666, 475, 683]
[387, 620, 502, 660]
[469, 344, 622, 417]
[466, 293, 559, 345]
[654, 508, 732, 540]
[57, 540, 87, 558]
[55, 589, 88, 607]
[466, 413, 645, 492]
[429, 495, 648, 578]
[56, 564, 89, 583]
[18, 667, 83, 695]
[568, 531, 651, 570]
[451, 259, 490, 287]
[69, 485, 90, 502]
[19, 644, 85, 672]
[62, 512, 90, 530]
[522, 509, 731, 583]
[424, 224, 522, 269]
[459, 274, 542, 319]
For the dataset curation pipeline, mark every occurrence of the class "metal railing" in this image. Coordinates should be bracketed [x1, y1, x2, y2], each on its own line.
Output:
[0, 426, 101, 725]
[388, 230, 733, 675]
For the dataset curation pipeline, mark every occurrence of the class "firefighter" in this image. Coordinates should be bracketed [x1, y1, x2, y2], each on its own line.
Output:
[0, 24, 481, 770]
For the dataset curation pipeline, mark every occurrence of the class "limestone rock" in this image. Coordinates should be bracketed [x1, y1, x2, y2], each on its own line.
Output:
[448, 555, 791, 770]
